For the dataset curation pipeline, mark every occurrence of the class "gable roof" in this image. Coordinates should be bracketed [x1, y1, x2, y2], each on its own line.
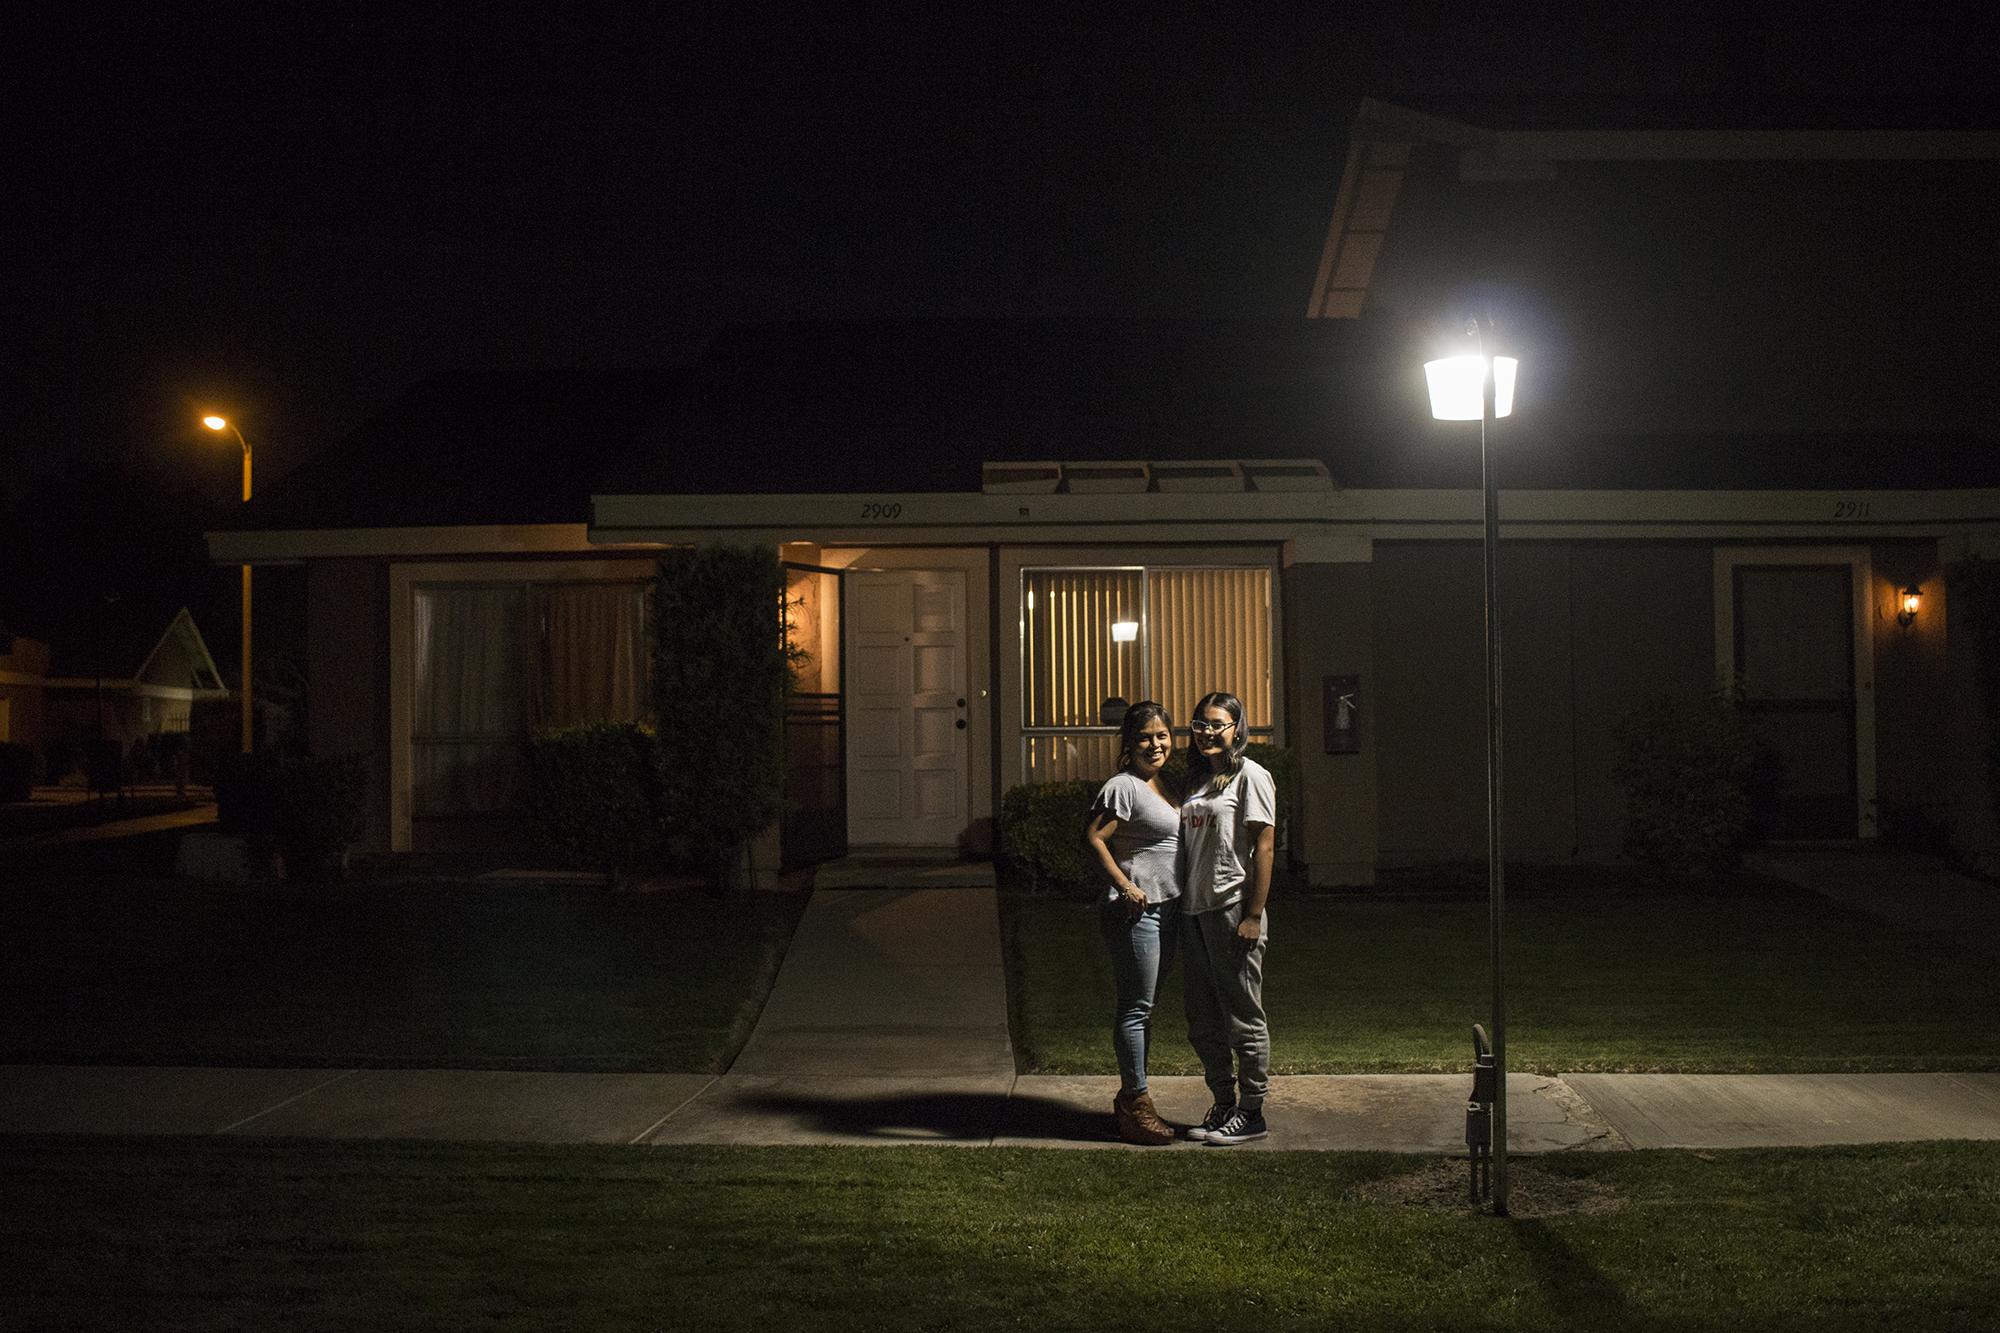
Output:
[219, 314, 2000, 542]
[213, 366, 688, 532]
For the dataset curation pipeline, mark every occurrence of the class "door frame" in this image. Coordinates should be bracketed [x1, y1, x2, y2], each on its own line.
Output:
[828, 546, 993, 852]
[1713, 546, 1876, 838]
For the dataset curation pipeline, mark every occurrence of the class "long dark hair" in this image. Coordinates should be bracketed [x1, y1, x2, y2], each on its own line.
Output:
[1115, 701, 1173, 774]
[1185, 691, 1248, 796]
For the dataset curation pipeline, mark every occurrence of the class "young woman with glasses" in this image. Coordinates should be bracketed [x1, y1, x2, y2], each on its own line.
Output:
[1178, 690, 1277, 1145]
[1082, 700, 1182, 1145]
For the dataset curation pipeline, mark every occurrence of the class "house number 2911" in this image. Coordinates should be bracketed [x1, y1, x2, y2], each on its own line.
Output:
[1832, 500, 1871, 518]
[861, 502, 903, 519]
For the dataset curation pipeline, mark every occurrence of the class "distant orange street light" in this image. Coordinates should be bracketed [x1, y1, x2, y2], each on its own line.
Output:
[202, 415, 254, 753]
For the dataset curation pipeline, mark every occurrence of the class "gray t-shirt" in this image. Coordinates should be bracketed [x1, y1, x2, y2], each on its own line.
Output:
[1091, 772, 1183, 905]
[1179, 757, 1278, 915]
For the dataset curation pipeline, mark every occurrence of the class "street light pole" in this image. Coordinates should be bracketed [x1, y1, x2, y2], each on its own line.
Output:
[203, 416, 254, 754]
[1424, 324, 1518, 1216]
[1475, 328, 1509, 1218]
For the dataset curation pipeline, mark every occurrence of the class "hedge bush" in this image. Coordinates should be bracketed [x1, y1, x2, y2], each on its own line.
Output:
[269, 755, 369, 882]
[1612, 687, 1755, 882]
[214, 751, 368, 882]
[998, 742, 1295, 899]
[0, 741, 33, 802]
[652, 546, 800, 889]
[527, 722, 664, 876]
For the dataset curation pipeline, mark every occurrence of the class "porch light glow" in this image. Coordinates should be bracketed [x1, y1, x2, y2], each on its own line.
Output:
[1898, 585, 1921, 627]
[1424, 354, 1517, 421]
[1111, 620, 1139, 643]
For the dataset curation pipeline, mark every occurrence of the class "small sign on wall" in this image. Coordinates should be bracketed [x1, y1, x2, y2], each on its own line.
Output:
[1323, 675, 1360, 754]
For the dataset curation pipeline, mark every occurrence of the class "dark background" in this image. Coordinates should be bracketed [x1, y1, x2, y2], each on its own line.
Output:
[4, 9, 1996, 641]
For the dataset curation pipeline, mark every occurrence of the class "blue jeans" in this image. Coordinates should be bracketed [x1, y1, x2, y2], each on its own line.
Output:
[1100, 898, 1180, 1094]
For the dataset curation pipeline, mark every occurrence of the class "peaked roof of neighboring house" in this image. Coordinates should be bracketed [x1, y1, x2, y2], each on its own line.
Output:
[40, 604, 224, 688]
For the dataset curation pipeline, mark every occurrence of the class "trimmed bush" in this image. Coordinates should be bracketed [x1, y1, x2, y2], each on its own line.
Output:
[213, 751, 368, 882]
[1612, 687, 1756, 881]
[998, 779, 1099, 896]
[528, 722, 664, 876]
[998, 742, 1296, 899]
[0, 741, 33, 802]
[215, 751, 281, 835]
[652, 546, 800, 890]
[269, 755, 369, 882]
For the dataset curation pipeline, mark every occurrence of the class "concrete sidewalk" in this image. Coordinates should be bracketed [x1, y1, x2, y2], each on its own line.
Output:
[2, 885, 1997, 1151]
[4, 1063, 1996, 1151]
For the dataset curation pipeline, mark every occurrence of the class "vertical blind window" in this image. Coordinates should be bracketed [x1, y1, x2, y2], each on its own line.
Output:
[1021, 566, 1274, 782]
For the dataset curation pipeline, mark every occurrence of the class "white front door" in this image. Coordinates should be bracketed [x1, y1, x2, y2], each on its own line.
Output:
[846, 569, 968, 847]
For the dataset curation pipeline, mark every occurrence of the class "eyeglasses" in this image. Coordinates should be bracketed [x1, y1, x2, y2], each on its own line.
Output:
[1188, 719, 1237, 736]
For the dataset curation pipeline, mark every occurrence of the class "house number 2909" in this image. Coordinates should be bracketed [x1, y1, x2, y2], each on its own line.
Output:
[861, 502, 903, 519]
[1832, 500, 1871, 518]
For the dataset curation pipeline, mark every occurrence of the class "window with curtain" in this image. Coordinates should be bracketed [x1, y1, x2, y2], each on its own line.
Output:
[1021, 566, 1274, 783]
[413, 581, 648, 819]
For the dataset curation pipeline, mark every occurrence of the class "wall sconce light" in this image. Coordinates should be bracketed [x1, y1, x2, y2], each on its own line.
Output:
[1897, 585, 1921, 628]
[1110, 620, 1139, 643]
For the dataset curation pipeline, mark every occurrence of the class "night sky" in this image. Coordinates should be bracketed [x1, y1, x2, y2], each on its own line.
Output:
[4, 10, 1996, 632]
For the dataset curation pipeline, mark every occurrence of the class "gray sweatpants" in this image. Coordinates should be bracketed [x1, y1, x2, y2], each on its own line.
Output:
[1182, 902, 1270, 1112]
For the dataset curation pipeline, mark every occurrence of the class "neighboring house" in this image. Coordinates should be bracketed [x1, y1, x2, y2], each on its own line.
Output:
[0, 606, 230, 763]
[209, 103, 2000, 881]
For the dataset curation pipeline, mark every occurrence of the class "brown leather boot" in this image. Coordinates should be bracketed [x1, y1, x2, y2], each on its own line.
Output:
[1114, 1089, 1175, 1146]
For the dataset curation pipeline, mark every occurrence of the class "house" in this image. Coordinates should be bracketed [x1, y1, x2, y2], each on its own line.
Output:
[0, 605, 230, 772]
[208, 102, 2000, 881]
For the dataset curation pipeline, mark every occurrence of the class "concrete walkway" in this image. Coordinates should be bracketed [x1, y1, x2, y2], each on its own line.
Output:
[2, 885, 1998, 1151]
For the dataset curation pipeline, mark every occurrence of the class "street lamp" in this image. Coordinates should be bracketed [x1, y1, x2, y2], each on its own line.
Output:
[1424, 321, 1518, 1216]
[202, 415, 254, 754]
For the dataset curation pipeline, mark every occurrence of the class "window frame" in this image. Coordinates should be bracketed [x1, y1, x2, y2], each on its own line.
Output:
[1016, 562, 1278, 778]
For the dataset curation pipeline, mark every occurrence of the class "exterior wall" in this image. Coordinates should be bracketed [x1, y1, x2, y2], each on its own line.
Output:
[0, 639, 52, 750]
[308, 558, 392, 851]
[1282, 558, 1376, 884]
[1869, 541, 1949, 836]
[1943, 548, 2000, 871]
[1373, 541, 1714, 863]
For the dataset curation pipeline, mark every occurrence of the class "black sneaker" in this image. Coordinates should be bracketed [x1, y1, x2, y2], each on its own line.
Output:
[1202, 1108, 1268, 1145]
[1185, 1103, 1236, 1142]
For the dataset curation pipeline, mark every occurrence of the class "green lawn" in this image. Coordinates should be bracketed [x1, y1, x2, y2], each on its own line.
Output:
[1006, 867, 2000, 1074]
[2, 1137, 1995, 1329]
[0, 878, 805, 1072]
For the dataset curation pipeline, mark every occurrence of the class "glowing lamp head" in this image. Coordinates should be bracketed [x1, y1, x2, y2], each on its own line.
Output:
[202, 415, 228, 431]
[1424, 355, 1517, 421]
[1897, 585, 1921, 627]
[1111, 620, 1139, 643]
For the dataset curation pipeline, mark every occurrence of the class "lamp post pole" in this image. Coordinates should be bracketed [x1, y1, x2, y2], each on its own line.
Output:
[1424, 324, 1515, 1216]
[1476, 329, 1509, 1218]
[203, 417, 254, 753]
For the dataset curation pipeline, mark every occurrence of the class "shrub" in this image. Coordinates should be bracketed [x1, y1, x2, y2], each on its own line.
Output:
[213, 751, 368, 882]
[998, 779, 1099, 896]
[527, 722, 664, 876]
[1611, 686, 1755, 881]
[268, 755, 369, 882]
[652, 546, 801, 890]
[0, 741, 33, 802]
[998, 742, 1296, 899]
[215, 751, 281, 835]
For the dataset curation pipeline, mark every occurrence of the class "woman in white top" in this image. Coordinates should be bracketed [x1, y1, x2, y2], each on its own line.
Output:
[1083, 700, 1181, 1146]
[1179, 690, 1277, 1145]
